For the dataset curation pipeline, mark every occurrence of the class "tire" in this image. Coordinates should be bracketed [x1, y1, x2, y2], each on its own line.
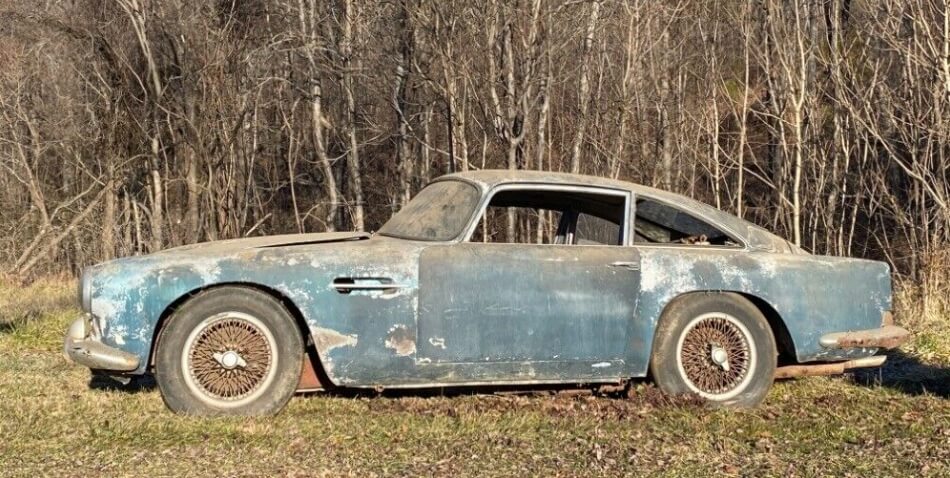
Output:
[649, 293, 776, 407]
[154, 286, 303, 416]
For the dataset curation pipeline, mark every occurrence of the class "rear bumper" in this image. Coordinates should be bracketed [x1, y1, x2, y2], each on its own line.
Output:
[819, 325, 911, 350]
[63, 315, 139, 372]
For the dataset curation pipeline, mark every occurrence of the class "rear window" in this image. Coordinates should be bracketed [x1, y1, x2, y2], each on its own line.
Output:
[634, 198, 740, 247]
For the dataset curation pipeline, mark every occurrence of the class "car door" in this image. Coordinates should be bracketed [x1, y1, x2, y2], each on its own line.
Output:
[415, 185, 640, 383]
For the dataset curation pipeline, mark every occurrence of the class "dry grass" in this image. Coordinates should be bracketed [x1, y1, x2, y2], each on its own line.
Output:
[894, 277, 950, 364]
[0, 275, 75, 325]
[0, 278, 948, 477]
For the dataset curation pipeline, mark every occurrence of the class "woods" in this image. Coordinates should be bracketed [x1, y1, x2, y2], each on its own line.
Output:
[0, 0, 948, 300]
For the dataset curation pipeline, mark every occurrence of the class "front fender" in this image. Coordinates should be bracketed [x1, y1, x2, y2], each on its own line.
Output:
[85, 237, 424, 380]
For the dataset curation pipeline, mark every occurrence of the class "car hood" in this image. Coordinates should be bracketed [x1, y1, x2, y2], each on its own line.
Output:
[84, 231, 389, 304]
[157, 231, 371, 256]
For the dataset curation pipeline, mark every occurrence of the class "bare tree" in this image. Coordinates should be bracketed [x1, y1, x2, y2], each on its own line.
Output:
[0, 0, 946, 314]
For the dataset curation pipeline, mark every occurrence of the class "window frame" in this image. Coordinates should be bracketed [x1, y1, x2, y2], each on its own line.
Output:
[459, 183, 633, 247]
[630, 192, 748, 250]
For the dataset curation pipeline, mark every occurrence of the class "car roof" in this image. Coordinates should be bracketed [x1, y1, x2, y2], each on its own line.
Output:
[440, 169, 789, 251]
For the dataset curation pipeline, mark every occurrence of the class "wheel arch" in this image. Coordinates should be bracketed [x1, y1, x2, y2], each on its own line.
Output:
[733, 292, 797, 365]
[148, 282, 331, 388]
[652, 290, 798, 365]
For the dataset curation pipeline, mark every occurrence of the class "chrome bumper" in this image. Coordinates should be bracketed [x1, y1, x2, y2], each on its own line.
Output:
[63, 315, 139, 372]
[819, 325, 911, 350]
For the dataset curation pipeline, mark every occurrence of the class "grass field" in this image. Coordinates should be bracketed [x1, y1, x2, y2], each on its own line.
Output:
[0, 279, 948, 477]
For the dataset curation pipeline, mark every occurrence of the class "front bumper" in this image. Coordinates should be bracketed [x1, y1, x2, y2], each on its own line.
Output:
[819, 325, 911, 350]
[63, 315, 139, 372]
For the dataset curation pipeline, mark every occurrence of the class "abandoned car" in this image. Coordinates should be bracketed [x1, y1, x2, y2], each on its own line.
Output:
[65, 170, 910, 414]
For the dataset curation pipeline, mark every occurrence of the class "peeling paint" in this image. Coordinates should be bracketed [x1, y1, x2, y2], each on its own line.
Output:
[310, 326, 358, 351]
[111, 331, 126, 345]
[188, 260, 222, 283]
[385, 324, 416, 356]
[73, 171, 895, 390]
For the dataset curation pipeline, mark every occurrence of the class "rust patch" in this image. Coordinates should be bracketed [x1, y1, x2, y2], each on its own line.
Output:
[837, 335, 907, 349]
[774, 355, 887, 379]
[775, 362, 849, 379]
[385, 324, 416, 356]
[296, 356, 323, 391]
[824, 325, 910, 350]
[310, 326, 358, 351]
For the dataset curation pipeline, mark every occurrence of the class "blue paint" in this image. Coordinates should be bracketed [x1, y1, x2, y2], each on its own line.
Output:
[76, 171, 893, 388]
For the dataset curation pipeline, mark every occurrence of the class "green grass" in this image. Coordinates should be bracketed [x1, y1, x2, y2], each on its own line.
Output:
[0, 280, 948, 477]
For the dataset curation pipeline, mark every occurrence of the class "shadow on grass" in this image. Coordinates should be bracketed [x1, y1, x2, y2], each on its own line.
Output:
[85, 365, 704, 412]
[306, 378, 706, 406]
[84, 353, 948, 403]
[307, 380, 707, 419]
[849, 350, 950, 398]
[89, 372, 156, 394]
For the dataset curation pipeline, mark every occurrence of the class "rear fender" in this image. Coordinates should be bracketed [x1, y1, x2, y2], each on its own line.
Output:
[632, 248, 890, 375]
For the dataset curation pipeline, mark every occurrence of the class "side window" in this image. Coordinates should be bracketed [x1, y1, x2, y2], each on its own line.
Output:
[575, 213, 621, 245]
[471, 207, 562, 244]
[469, 188, 626, 246]
[633, 198, 739, 247]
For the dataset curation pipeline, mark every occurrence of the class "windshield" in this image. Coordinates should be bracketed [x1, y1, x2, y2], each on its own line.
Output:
[378, 180, 481, 241]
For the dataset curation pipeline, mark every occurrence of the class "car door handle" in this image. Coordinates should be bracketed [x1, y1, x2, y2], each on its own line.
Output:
[331, 283, 409, 291]
[608, 261, 640, 271]
[331, 278, 408, 294]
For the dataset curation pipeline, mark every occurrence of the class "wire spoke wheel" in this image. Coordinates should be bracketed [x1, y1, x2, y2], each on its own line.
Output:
[182, 312, 278, 407]
[676, 312, 756, 400]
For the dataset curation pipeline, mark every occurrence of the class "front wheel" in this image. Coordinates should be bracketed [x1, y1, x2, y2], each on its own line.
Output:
[154, 287, 303, 415]
[649, 293, 776, 407]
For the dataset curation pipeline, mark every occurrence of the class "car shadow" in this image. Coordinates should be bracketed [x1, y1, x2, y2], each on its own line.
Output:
[88, 372, 157, 393]
[315, 383, 609, 400]
[85, 353, 949, 401]
[304, 378, 693, 404]
[849, 350, 950, 398]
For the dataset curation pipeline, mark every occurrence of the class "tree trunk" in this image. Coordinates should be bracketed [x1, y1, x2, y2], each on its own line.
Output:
[149, 168, 164, 252]
[341, 0, 365, 231]
[102, 175, 117, 261]
[569, 0, 600, 174]
[393, 0, 414, 206]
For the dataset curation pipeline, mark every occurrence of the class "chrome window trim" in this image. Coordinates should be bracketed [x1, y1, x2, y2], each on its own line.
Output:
[629, 192, 749, 251]
[458, 182, 633, 246]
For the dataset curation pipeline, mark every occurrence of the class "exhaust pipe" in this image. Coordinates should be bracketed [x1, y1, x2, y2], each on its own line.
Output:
[774, 355, 887, 379]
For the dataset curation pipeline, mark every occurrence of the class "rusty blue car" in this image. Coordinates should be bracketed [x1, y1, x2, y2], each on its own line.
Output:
[64, 170, 910, 414]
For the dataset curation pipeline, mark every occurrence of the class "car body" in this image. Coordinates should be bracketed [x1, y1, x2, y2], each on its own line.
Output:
[65, 170, 909, 413]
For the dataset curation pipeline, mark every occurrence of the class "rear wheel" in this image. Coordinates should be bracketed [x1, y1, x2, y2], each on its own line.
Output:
[155, 287, 303, 415]
[650, 293, 776, 407]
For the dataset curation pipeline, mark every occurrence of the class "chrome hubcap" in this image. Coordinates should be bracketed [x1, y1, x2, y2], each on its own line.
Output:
[710, 345, 730, 372]
[213, 350, 247, 370]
